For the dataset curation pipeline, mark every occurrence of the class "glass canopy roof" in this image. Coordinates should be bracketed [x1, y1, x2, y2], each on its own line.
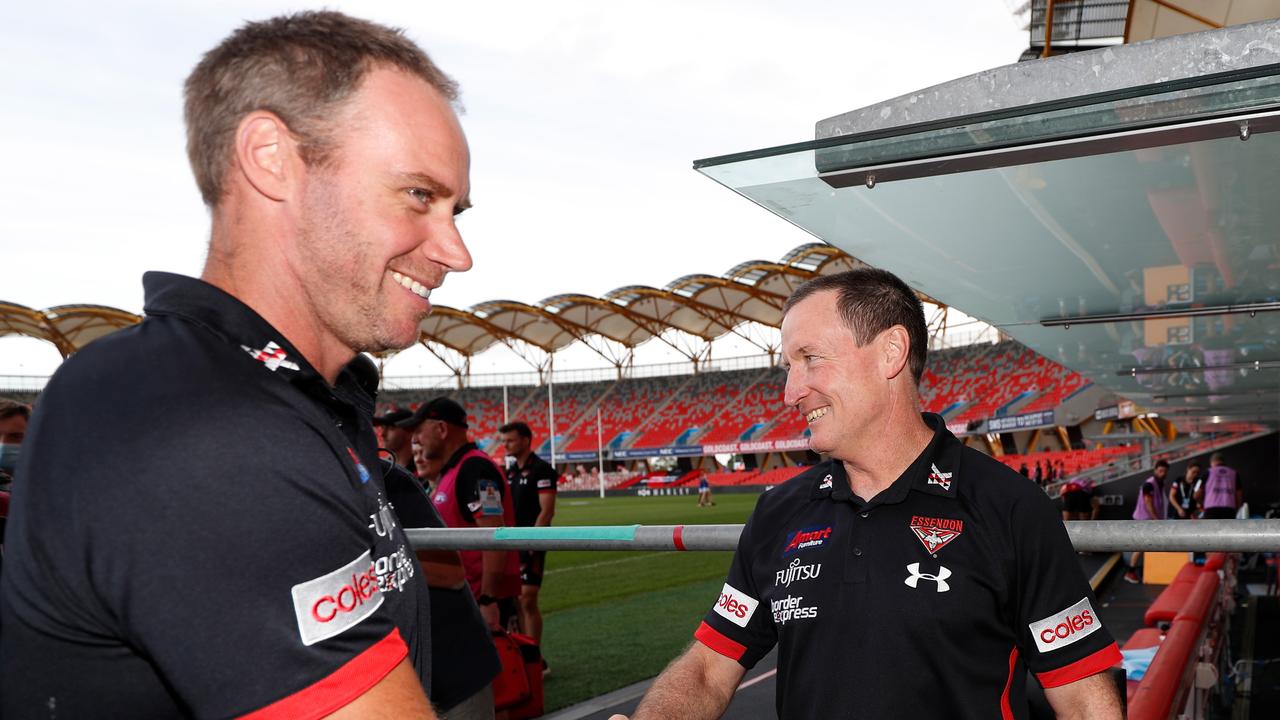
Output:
[696, 65, 1280, 427]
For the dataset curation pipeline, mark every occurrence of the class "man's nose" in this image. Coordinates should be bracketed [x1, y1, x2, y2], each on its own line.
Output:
[783, 367, 805, 408]
[424, 219, 473, 274]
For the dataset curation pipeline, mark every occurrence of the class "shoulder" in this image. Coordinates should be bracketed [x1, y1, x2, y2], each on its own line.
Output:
[956, 446, 1056, 512]
[752, 462, 831, 515]
[459, 455, 503, 481]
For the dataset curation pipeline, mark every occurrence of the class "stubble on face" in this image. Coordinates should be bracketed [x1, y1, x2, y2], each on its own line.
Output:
[295, 168, 427, 355]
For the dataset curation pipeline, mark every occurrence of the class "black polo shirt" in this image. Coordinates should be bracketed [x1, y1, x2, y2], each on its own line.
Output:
[507, 452, 558, 527]
[0, 272, 431, 719]
[695, 414, 1120, 719]
[381, 461, 499, 712]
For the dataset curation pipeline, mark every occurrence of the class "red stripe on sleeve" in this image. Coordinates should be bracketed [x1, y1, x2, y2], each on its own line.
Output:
[1001, 647, 1018, 720]
[694, 621, 747, 662]
[239, 629, 409, 720]
[673, 525, 686, 551]
[1035, 642, 1123, 689]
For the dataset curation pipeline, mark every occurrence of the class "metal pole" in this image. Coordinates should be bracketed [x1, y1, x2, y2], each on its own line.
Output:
[406, 520, 1280, 553]
[502, 385, 509, 425]
[597, 406, 605, 499]
[547, 365, 556, 470]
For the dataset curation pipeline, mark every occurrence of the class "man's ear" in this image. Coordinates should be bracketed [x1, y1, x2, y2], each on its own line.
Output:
[880, 325, 911, 380]
[231, 111, 301, 202]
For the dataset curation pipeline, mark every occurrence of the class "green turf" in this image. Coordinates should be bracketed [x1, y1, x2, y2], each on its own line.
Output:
[536, 493, 761, 711]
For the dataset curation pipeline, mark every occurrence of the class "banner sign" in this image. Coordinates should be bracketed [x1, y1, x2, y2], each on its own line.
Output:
[1093, 400, 1137, 422]
[702, 438, 810, 455]
[613, 445, 704, 460]
[555, 451, 600, 462]
[987, 410, 1055, 432]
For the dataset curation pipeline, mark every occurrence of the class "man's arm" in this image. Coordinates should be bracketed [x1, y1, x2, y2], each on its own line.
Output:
[1143, 489, 1157, 518]
[535, 490, 556, 527]
[325, 658, 436, 719]
[417, 549, 466, 590]
[608, 641, 745, 720]
[475, 513, 507, 628]
[1043, 671, 1122, 720]
[1168, 485, 1186, 518]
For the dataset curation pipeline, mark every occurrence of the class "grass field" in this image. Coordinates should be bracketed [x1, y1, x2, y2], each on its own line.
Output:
[537, 492, 760, 712]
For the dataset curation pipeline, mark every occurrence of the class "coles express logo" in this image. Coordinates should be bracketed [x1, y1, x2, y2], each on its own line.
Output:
[713, 582, 759, 628]
[291, 550, 384, 647]
[1029, 597, 1102, 653]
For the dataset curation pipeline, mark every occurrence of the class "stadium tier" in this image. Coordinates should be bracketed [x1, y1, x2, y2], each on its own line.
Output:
[379, 341, 1152, 480]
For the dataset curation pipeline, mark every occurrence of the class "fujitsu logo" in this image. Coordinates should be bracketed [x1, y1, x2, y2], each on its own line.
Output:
[1029, 597, 1102, 653]
[783, 525, 833, 556]
[775, 558, 822, 588]
[292, 551, 384, 646]
[904, 562, 952, 592]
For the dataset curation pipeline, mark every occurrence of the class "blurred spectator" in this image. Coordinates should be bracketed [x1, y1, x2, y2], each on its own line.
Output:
[405, 398, 521, 631]
[373, 408, 415, 472]
[1197, 452, 1242, 519]
[1169, 461, 1202, 520]
[1017, 462, 1029, 478]
[1033, 462, 1043, 486]
[1126, 459, 1169, 583]
[500, 421, 557, 651]
[0, 399, 29, 492]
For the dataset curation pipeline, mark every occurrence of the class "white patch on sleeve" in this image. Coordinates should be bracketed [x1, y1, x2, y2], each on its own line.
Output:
[712, 582, 759, 628]
[1029, 597, 1102, 654]
[291, 550, 383, 647]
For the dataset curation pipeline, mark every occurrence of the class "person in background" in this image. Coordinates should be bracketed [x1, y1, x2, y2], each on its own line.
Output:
[1033, 461, 1043, 486]
[374, 407, 416, 472]
[0, 399, 30, 549]
[697, 472, 714, 507]
[1125, 459, 1169, 583]
[408, 398, 521, 631]
[1197, 452, 1242, 519]
[499, 421, 557, 652]
[1169, 461, 1202, 520]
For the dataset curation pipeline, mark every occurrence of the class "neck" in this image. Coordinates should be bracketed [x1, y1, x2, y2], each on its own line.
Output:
[516, 449, 533, 466]
[202, 204, 353, 385]
[838, 402, 933, 501]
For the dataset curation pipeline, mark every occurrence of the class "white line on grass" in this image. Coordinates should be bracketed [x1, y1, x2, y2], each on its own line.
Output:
[545, 552, 664, 575]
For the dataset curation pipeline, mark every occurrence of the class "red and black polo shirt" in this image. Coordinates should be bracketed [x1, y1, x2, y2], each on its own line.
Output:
[0, 272, 430, 719]
[696, 413, 1121, 719]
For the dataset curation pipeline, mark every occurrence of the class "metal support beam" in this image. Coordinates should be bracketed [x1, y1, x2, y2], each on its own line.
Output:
[406, 520, 1280, 553]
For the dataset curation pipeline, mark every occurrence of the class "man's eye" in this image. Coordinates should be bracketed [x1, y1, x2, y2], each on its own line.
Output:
[407, 188, 433, 204]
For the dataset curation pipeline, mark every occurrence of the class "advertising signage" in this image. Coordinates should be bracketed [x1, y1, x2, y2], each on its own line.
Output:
[702, 438, 811, 455]
[612, 445, 704, 460]
[1094, 400, 1138, 422]
[987, 410, 1055, 432]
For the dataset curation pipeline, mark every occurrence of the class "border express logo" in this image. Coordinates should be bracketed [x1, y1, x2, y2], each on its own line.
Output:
[927, 463, 953, 491]
[909, 515, 964, 554]
[241, 341, 300, 372]
[782, 525, 833, 556]
[713, 582, 759, 628]
[1029, 597, 1101, 653]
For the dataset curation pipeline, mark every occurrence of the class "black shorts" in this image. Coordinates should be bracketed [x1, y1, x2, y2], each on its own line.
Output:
[520, 550, 546, 587]
[1202, 506, 1236, 520]
[1062, 491, 1092, 514]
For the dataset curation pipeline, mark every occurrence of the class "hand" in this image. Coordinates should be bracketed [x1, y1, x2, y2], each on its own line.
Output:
[480, 602, 501, 631]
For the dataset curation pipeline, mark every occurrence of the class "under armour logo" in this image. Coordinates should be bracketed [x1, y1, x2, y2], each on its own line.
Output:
[904, 562, 952, 592]
[927, 463, 953, 491]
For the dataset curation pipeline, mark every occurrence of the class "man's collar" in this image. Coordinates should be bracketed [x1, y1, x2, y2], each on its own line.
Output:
[813, 413, 962, 506]
[442, 441, 479, 472]
[142, 272, 370, 407]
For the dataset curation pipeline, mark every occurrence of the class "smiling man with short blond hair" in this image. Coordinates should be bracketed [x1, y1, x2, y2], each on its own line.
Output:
[1, 11, 471, 718]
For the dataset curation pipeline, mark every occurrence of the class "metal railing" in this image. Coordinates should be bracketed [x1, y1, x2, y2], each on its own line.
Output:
[406, 519, 1280, 553]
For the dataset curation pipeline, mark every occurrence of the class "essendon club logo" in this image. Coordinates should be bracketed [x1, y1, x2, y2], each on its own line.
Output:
[927, 463, 953, 491]
[783, 525, 833, 556]
[909, 515, 963, 554]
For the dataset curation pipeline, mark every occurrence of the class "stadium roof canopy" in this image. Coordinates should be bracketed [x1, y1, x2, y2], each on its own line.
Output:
[694, 18, 1280, 431]
[2, 243, 936, 376]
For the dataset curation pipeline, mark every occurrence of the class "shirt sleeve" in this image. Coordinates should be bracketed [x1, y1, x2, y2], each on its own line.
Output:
[85, 415, 408, 718]
[1009, 488, 1121, 688]
[536, 464, 559, 494]
[693, 507, 777, 669]
[455, 457, 506, 522]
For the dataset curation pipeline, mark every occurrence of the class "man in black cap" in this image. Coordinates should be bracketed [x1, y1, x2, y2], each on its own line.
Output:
[374, 408, 416, 472]
[404, 398, 521, 631]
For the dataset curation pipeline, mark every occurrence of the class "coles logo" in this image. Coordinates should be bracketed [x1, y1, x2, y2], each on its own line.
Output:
[1029, 597, 1102, 653]
[712, 582, 759, 628]
[292, 550, 384, 646]
[782, 525, 833, 556]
